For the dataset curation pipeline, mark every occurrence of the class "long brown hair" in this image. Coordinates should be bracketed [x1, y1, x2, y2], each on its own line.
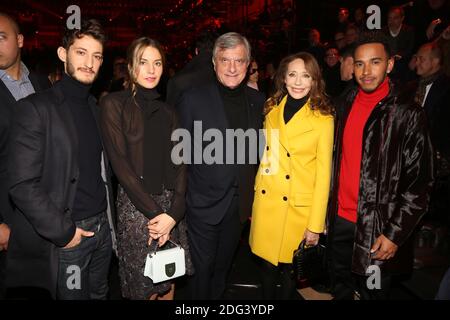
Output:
[264, 52, 332, 115]
[127, 37, 166, 96]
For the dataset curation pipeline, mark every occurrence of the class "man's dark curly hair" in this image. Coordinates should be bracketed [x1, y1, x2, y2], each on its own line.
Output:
[353, 30, 392, 58]
[61, 18, 106, 50]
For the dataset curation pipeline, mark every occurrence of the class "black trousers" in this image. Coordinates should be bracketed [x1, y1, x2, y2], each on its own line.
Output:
[256, 257, 301, 300]
[187, 195, 241, 300]
[330, 215, 391, 300]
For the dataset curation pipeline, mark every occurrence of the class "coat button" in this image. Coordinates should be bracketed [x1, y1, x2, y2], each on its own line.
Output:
[266, 146, 270, 151]
[70, 177, 77, 184]
[283, 196, 288, 201]
[287, 152, 290, 157]
[286, 175, 290, 180]
[265, 169, 270, 174]
[64, 207, 70, 213]
[262, 190, 266, 194]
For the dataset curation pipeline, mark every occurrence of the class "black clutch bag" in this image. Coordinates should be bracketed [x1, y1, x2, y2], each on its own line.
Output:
[292, 238, 328, 288]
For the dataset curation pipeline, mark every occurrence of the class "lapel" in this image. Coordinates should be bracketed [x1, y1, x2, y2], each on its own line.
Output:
[88, 94, 112, 177]
[423, 77, 446, 117]
[266, 95, 314, 151]
[245, 87, 258, 130]
[53, 82, 79, 159]
[28, 72, 44, 92]
[266, 96, 288, 151]
[0, 70, 48, 111]
[284, 99, 314, 140]
[0, 78, 17, 109]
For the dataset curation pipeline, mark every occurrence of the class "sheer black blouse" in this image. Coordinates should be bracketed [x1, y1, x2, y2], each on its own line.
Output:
[99, 88, 186, 222]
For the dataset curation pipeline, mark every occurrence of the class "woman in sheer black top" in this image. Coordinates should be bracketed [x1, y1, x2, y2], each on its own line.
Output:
[99, 37, 193, 300]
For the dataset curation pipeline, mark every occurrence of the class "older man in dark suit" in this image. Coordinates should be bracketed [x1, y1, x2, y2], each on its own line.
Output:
[176, 32, 265, 299]
[0, 12, 50, 299]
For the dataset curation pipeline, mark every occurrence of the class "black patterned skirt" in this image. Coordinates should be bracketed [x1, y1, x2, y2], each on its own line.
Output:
[116, 185, 194, 300]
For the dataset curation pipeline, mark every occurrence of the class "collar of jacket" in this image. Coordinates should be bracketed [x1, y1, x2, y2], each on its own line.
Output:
[342, 79, 398, 119]
[266, 94, 314, 151]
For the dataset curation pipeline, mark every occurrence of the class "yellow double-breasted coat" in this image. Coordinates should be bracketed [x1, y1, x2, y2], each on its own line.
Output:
[249, 96, 334, 265]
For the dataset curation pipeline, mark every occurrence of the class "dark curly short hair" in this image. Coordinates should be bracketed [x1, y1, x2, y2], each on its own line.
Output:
[353, 30, 392, 58]
[62, 18, 106, 50]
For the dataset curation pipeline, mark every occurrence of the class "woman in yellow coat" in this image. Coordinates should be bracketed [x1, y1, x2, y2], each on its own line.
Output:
[249, 52, 334, 299]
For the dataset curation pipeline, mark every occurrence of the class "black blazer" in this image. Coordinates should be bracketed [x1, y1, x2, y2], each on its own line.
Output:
[405, 74, 450, 159]
[6, 80, 116, 297]
[0, 72, 50, 224]
[423, 74, 450, 160]
[177, 83, 265, 224]
[166, 52, 215, 107]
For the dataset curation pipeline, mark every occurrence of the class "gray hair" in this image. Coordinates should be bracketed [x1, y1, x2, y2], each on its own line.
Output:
[212, 32, 251, 63]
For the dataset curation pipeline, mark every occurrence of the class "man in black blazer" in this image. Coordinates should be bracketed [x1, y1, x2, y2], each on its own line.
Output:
[0, 12, 50, 299]
[176, 32, 265, 299]
[413, 42, 450, 225]
[166, 30, 217, 107]
[6, 19, 116, 300]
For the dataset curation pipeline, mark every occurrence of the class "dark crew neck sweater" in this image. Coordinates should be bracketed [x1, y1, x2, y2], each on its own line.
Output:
[60, 73, 106, 221]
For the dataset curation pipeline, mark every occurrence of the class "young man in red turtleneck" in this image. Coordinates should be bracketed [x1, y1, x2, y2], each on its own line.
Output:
[327, 32, 434, 300]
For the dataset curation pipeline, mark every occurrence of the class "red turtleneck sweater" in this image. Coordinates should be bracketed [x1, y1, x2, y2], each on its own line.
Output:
[337, 78, 390, 223]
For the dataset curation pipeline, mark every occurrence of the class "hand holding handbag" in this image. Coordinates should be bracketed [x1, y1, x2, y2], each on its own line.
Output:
[144, 239, 186, 284]
[292, 238, 327, 288]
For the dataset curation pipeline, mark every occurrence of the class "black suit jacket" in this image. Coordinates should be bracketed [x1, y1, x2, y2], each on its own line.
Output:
[423, 74, 450, 160]
[6, 80, 116, 297]
[177, 83, 265, 224]
[0, 72, 50, 224]
[166, 52, 215, 107]
[404, 74, 450, 159]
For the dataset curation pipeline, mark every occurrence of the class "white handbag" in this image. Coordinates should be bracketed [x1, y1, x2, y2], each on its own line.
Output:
[144, 240, 186, 284]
